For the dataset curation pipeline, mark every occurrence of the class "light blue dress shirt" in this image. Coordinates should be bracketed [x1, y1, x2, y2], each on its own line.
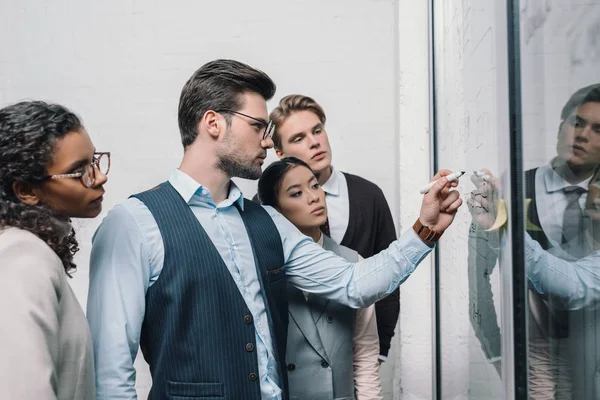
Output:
[526, 231, 600, 311]
[87, 169, 432, 400]
[524, 163, 599, 310]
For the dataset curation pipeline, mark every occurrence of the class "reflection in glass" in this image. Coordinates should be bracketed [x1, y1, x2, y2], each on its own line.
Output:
[434, 0, 600, 398]
[432, 0, 510, 398]
[468, 85, 600, 399]
[523, 85, 600, 399]
[518, 0, 600, 396]
[431, 0, 600, 397]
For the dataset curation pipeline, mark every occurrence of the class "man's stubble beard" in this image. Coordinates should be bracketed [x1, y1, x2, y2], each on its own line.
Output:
[216, 127, 263, 180]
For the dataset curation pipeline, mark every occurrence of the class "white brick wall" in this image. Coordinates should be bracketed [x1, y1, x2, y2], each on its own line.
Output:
[2, 1, 430, 398]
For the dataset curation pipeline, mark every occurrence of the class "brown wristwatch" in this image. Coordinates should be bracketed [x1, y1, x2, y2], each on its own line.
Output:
[413, 219, 442, 243]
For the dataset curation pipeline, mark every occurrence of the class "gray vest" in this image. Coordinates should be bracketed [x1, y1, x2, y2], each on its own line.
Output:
[286, 234, 359, 400]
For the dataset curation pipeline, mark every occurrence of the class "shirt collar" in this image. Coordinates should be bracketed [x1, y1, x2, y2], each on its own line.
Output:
[320, 166, 342, 196]
[542, 161, 592, 194]
[168, 169, 245, 210]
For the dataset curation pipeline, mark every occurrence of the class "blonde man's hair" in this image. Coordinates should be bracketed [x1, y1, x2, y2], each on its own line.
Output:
[269, 95, 327, 149]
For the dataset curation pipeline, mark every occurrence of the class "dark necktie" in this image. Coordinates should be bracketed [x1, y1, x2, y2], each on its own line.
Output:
[320, 217, 331, 237]
[562, 186, 585, 244]
[529, 185, 586, 340]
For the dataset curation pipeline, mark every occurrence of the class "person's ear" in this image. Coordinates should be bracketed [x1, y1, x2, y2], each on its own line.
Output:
[275, 148, 285, 159]
[557, 120, 565, 137]
[202, 110, 223, 140]
[12, 180, 41, 206]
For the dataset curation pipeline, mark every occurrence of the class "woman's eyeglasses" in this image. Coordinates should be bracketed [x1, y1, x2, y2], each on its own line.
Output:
[47, 152, 111, 188]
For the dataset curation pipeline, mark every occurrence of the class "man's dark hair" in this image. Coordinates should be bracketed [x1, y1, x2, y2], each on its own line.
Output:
[178, 59, 276, 148]
[560, 83, 600, 121]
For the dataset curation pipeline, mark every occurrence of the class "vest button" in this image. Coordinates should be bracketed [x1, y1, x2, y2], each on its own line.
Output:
[326, 316, 334, 323]
[246, 343, 254, 352]
[244, 315, 252, 324]
[249, 373, 257, 381]
[321, 361, 329, 368]
[287, 363, 296, 372]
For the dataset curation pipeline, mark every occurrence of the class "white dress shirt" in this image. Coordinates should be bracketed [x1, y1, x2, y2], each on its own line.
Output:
[321, 167, 350, 243]
[352, 254, 383, 399]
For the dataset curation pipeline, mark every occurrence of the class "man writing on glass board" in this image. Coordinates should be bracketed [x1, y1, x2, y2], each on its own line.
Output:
[86, 59, 463, 400]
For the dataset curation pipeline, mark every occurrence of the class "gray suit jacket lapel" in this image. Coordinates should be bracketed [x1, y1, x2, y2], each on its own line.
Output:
[287, 285, 330, 363]
[287, 234, 346, 363]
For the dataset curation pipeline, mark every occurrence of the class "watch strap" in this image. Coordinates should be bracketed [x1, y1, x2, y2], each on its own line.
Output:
[413, 219, 442, 243]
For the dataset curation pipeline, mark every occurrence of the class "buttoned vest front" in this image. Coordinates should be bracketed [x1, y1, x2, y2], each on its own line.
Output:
[133, 182, 289, 400]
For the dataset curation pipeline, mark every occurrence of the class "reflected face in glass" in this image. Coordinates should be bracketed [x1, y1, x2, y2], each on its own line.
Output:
[36, 130, 108, 218]
[556, 102, 600, 169]
[276, 164, 327, 232]
[275, 110, 333, 175]
[586, 168, 600, 221]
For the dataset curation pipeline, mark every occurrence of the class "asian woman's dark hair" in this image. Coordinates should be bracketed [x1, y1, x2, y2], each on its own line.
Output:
[257, 157, 313, 208]
[0, 101, 82, 276]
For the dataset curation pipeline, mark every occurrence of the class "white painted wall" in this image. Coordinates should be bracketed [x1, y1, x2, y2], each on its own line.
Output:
[395, 0, 434, 399]
[1, 1, 434, 398]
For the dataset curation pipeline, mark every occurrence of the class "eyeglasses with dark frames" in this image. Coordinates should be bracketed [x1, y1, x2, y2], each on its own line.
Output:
[216, 109, 275, 139]
[47, 152, 111, 188]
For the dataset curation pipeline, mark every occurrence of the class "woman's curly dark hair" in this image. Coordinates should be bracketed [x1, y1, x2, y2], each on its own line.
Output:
[0, 101, 83, 276]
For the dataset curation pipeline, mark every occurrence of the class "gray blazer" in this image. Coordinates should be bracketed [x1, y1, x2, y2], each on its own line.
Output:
[286, 234, 359, 400]
[0, 227, 95, 400]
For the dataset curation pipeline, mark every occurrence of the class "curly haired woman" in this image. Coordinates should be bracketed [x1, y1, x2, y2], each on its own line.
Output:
[0, 101, 109, 399]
